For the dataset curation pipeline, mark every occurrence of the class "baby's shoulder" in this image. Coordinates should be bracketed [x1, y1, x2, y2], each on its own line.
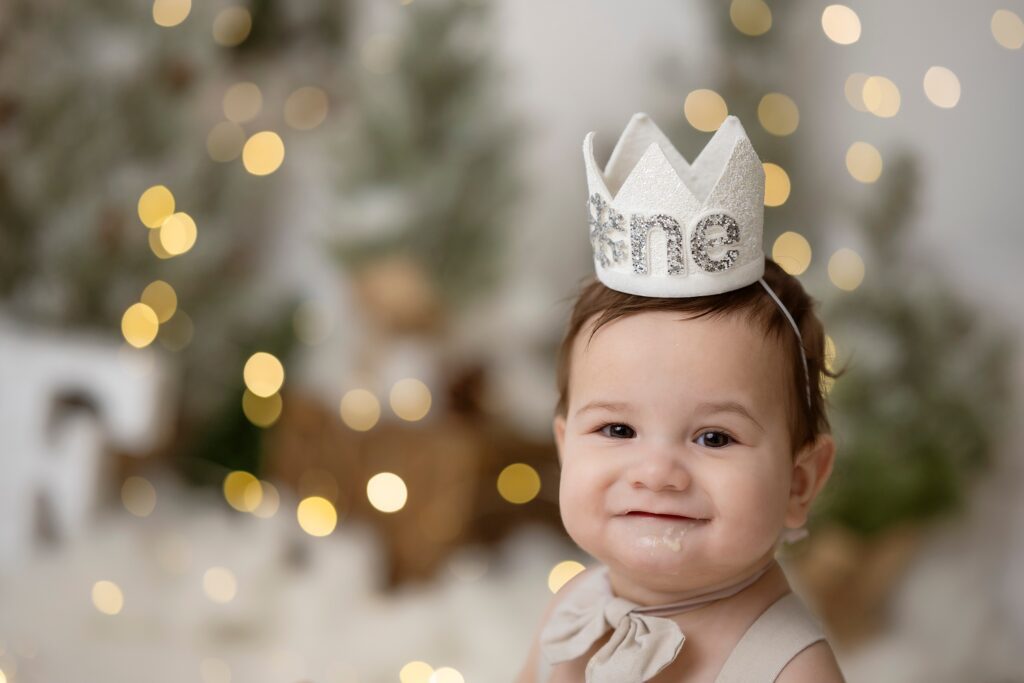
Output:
[773, 639, 845, 683]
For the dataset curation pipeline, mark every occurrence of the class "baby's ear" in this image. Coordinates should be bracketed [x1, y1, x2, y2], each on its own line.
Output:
[552, 414, 567, 464]
[784, 433, 836, 529]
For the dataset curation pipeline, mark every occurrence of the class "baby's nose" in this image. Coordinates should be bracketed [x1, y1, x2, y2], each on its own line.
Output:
[628, 448, 691, 491]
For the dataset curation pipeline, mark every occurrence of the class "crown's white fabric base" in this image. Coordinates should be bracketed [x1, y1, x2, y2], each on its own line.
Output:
[596, 257, 765, 298]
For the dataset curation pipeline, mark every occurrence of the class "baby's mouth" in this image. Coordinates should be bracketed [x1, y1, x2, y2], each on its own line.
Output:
[623, 511, 709, 522]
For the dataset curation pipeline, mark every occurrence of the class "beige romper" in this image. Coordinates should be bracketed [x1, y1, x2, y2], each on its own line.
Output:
[536, 574, 827, 683]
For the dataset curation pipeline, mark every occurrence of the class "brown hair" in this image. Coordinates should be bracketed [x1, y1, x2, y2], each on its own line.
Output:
[554, 258, 844, 454]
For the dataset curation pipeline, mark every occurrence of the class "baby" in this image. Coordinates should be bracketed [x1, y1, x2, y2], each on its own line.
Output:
[516, 114, 846, 683]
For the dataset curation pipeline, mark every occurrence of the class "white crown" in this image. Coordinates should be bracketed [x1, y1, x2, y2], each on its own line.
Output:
[583, 112, 766, 298]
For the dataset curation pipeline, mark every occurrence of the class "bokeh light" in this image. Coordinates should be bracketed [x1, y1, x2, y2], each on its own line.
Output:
[429, 668, 464, 683]
[212, 6, 252, 47]
[862, 76, 901, 118]
[367, 472, 408, 513]
[548, 560, 586, 593]
[206, 121, 246, 162]
[242, 131, 285, 176]
[923, 66, 961, 109]
[772, 231, 812, 276]
[762, 163, 791, 207]
[828, 248, 866, 291]
[340, 388, 381, 431]
[243, 352, 285, 398]
[252, 481, 280, 519]
[141, 280, 177, 323]
[757, 93, 799, 136]
[389, 378, 432, 421]
[845, 142, 883, 183]
[821, 4, 861, 45]
[152, 0, 191, 28]
[223, 82, 262, 123]
[497, 464, 541, 504]
[159, 310, 194, 351]
[297, 496, 338, 536]
[284, 87, 329, 130]
[203, 566, 237, 603]
[121, 476, 157, 517]
[991, 9, 1024, 49]
[844, 73, 870, 112]
[822, 335, 838, 394]
[122, 303, 160, 349]
[92, 580, 124, 615]
[242, 389, 283, 428]
[684, 89, 728, 133]
[729, 0, 772, 37]
[159, 212, 198, 256]
[223, 470, 260, 512]
[137, 185, 175, 228]
[400, 661, 434, 683]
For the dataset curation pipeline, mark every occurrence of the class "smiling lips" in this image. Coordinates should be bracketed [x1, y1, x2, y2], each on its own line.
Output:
[624, 511, 708, 522]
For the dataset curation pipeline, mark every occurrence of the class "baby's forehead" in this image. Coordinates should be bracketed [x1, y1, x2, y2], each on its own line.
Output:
[569, 310, 788, 412]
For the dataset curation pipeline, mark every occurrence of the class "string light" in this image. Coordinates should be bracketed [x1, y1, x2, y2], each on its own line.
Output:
[762, 163, 791, 207]
[828, 248, 866, 291]
[923, 66, 961, 108]
[684, 89, 728, 132]
[772, 231, 812, 276]
[845, 142, 883, 183]
[548, 560, 586, 593]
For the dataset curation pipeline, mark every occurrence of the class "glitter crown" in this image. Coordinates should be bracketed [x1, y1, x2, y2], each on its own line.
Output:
[583, 112, 766, 298]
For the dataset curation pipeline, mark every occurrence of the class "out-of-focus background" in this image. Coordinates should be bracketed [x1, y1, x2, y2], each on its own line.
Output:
[1, 0, 1022, 681]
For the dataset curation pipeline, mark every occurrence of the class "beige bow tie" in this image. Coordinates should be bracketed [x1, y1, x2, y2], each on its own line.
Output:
[539, 562, 775, 683]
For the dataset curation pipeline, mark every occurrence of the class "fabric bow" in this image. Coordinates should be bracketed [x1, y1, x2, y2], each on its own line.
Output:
[539, 569, 685, 683]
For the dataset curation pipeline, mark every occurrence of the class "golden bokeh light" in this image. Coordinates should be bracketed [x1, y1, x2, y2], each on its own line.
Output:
[844, 73, 870, 112]
[548, 560, 586, 594]
[141, 280, 177, 323]
[389, 378, 432, 422]
[340, 388, 381, 431]
[203, 566, 237, 603]
[822, 335, 837, 394]
[757, 93, 798, 136]
[223, 470, 260, 512]
[137, 185, 175, 228]
[684, 89, 728, 133]
[92, 580, 124, 615]
[285, 87, 329, 130]
[762, 163, 791, 207]
[252, 480, 280, 519]
[862, 76, 900, 118]
[223, 82, 262, 123]
[121, 303, 160, 349]
[152, 0, 191, 28]
[367, 472, 408, 513]
[429, 668, 465, 683]
[200, 657, 232, 683]
[148, 226, 173, 260]
[243, 351, 285, 398]
[159, 212, 198, 256]
[729, 0, 772, 37]
[121, 476, 157, 517]
[828, 248, 866, 291]
[923, 66, 961, 109]
[821, 4, 861, 45]
[297, 496, 338, 536]
[497, 463, 541, 505]
[159, 310, 193, 351]
[992, 9, 1024, 49]
[206, 121, 246, 162]
[242, 389, 283, 428]
[400, 661, 434, 683]
[772, 231, 812, 276]
[212, 6, 252, 47]
[845, 142, 883, 183]
[242, 131, 285, 176]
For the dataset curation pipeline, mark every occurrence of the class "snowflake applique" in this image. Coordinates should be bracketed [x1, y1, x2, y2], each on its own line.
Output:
[586, 193, 627, 268]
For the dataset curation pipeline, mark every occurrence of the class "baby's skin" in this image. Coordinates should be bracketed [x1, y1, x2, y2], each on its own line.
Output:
[516, 310, 844, 682]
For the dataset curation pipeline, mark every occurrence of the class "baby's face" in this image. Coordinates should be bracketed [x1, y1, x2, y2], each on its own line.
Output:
[554, 310, 804, 593]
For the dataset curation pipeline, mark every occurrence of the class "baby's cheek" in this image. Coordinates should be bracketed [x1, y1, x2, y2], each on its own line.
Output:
[558, 465, 607, 547]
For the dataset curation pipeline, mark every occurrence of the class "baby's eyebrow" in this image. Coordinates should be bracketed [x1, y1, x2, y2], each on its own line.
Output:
[574, 399, 764, 431]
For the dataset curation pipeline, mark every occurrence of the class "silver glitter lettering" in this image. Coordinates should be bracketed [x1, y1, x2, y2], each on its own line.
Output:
[690, 213, 740, 273]
[586, 194, 627, 268]
[630, 214, 685, 276]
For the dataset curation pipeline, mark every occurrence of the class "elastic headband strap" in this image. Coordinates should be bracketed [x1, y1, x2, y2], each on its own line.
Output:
[757, 278, 812, 411]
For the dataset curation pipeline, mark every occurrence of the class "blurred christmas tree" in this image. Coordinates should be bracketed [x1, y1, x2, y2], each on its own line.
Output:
[331, 0, 523, 315]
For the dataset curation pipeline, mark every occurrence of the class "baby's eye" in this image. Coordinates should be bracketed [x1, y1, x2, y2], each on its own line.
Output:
[599, 423, 636, 439]
[696, 430, 734, 448]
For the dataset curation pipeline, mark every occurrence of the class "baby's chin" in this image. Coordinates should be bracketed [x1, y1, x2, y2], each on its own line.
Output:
[589, 515, 713, 577]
